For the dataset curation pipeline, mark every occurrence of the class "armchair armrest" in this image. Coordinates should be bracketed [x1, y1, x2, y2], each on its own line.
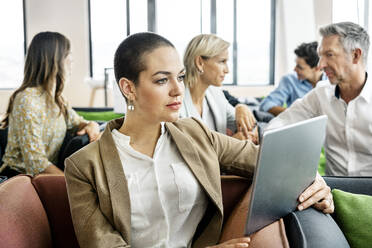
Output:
[284, 208, 349, 248]
[324, 176, 372, 195]
[284, 176, 372, 248]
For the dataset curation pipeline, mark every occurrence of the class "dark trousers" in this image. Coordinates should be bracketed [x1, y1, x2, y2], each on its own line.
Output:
[0, 166, 20, 181]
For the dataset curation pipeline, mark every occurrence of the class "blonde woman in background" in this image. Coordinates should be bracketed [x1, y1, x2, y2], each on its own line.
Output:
[0, 31, 100, 178]
[180, 34, 258, 143]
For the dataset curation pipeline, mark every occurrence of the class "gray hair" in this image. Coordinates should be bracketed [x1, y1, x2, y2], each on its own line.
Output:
[319, 22, 370, 66]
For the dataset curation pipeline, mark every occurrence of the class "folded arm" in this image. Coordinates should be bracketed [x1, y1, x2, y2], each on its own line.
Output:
[66, 106, 100, 142]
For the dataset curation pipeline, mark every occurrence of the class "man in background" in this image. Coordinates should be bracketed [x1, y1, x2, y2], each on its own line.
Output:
[268, 22, 372, 176]
[260, 41, 327, 116]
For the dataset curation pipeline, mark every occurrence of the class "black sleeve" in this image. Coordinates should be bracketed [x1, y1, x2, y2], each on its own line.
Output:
[223, 90, 240, 107]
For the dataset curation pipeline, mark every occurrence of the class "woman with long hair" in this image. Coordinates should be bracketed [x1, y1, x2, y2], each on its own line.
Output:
[181, 34, 258, 143]
[65, 32, 333, 248]
[0, 31, 100, 177]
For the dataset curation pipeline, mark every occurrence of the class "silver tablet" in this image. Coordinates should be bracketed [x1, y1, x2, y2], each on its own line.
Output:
[245, 115, 327, 235]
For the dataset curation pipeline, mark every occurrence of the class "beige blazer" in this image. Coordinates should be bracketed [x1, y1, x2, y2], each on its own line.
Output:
[65, 117, 258, 248]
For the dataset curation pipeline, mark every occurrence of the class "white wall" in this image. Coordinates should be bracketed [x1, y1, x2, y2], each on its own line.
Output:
[275, 0, 332, 82]
[314, 0, 333, 34]
[26, 0, 95, 108]
[0, 90, 12, 114]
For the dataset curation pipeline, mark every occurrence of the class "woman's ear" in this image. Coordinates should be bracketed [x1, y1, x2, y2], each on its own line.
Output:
[118, 77, 136, 100]
[195, 56, 204, 73]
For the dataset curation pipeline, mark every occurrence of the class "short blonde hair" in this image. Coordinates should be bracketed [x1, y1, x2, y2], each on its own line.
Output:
[183, 34, 230, 88]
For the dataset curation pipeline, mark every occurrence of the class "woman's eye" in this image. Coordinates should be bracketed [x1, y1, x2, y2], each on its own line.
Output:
[178, 75, 185, 82]
[156, 78, 168, 84]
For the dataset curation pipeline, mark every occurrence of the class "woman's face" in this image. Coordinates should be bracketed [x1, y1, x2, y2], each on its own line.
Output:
[200, 49, 229, 86]
[132, 46, 185, 123]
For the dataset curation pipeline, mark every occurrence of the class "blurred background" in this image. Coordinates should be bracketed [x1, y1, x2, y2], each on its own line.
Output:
[0, 0, 369, 113]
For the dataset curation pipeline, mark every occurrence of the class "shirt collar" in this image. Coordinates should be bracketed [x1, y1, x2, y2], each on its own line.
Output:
[334, 85, 341, 99]
[160, 122, 166, 134]
[112, 122, 167, 146]
[359, 72, 371, 103]
[333, 72, 370, 103]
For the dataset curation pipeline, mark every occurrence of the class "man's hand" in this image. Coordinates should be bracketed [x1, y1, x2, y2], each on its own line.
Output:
[297, 172, 334, 214]
[76, 121, 101, 142]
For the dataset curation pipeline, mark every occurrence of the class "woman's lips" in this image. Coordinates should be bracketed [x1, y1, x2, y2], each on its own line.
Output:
[166, 102, 182, 110]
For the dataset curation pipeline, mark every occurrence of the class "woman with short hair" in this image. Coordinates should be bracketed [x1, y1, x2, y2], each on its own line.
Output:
[65, 32, 334, 248]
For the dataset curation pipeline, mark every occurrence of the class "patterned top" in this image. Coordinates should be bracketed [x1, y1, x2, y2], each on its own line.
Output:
[1, 87, 86, 176]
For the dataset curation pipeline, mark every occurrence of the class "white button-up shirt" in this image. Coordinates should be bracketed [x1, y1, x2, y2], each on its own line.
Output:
[111, 124, 208, 248]
[268, 74, 372, 176]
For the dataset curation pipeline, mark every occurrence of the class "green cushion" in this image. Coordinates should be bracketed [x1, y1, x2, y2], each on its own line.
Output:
[76, 111, 124, 122]
[332, 189, 372, 248]
[317, 148, 326, 176]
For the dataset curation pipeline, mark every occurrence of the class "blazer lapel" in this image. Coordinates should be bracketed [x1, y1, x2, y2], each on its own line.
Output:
[166, 122, 223, 213]
[98, 118, 132, 243]
[205, 88, 226, 134]
[183, 87, 202, 120]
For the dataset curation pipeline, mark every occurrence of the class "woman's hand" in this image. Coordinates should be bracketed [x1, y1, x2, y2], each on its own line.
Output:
[297, 172, 334, 214]
[77, 121, 101, 142]
[247, 127, 259, 145]
[235, 104, 256, 138]
[207, 237, 251, 248]
[232, 129, 259, 145]
[232, 131, 246, 140]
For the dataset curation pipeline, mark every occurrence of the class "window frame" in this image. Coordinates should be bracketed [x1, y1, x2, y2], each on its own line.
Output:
[88, 0, 276, 86]
[0, 0, 27, 90]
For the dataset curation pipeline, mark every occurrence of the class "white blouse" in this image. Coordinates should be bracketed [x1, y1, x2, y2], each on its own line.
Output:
[111, 124, 208, 247]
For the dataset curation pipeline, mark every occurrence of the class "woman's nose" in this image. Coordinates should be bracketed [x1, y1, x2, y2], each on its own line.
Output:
[170, 79, 184, 96]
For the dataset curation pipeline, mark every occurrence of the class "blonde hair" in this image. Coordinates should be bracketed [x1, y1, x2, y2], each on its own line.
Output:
[183, 34, 230, 88]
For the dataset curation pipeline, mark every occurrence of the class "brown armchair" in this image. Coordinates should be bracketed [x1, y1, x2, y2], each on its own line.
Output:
[0, 175, 285, 248]
[0, 175, 79, 248]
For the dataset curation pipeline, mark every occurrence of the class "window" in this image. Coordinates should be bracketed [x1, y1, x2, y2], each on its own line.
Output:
[332, 0, 366, 26]
[89, 0, 275, 86]
[216, 0, 273, 85]
[0, 1, 25, 89]
[236, 0, 271, 85]
[90, 0, 126, 79]
[129, 0, 147, 33]
[216, 0, 234, 85]
[157, 0, 202, 58]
